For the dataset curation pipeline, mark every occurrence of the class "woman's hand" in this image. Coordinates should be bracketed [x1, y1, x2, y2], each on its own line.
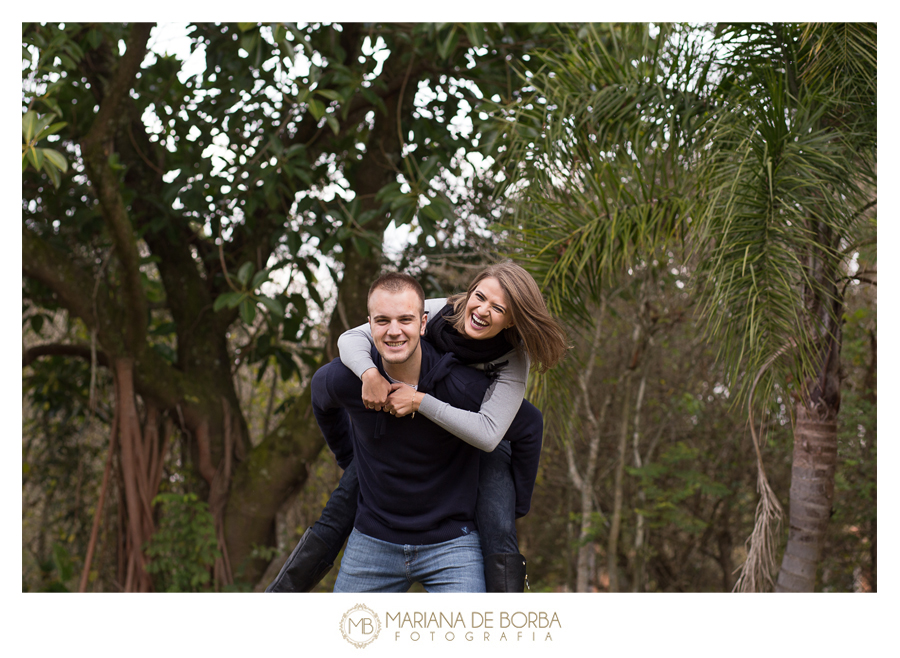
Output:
[361, 368, 391, 411]
[384, 383, 422, 418]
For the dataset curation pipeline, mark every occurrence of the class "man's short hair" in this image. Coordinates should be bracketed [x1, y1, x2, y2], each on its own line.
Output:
[367, 272, 425, 315]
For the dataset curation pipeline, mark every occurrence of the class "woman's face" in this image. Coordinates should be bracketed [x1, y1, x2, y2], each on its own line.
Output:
[462, 276, 514, 340]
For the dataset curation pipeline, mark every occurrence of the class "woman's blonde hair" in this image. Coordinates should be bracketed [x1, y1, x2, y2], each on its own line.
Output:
[446, 260, 569, 373]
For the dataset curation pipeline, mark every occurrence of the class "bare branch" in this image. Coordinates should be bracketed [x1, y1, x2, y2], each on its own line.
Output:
[23, 227, 124, 355]
[23, 343, 110, 369]
[80, 23, 154, 353]
[81, 23, 155, 157]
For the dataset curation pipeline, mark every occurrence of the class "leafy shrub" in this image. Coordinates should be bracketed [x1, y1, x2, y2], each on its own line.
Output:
[144, 493, 221, 592]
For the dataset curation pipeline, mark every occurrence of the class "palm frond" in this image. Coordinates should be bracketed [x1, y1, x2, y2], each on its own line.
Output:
[499, 20, 875, 401]
[800, 22, 876, 99]
[694, 36, 873, 400]
[501, 24, 713, 328]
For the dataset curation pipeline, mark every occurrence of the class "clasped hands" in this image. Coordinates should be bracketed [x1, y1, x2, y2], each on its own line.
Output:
[361, 368, 420, 418]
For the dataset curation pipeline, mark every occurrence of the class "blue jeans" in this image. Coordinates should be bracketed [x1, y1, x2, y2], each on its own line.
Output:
[334, 529, 486, 593]
[476, 439, 518, 555]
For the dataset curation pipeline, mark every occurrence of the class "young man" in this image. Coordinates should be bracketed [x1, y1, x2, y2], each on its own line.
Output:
[309, 272, 495, 592]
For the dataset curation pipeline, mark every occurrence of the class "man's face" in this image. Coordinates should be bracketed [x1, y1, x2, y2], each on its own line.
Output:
[367, 287, 427, 365]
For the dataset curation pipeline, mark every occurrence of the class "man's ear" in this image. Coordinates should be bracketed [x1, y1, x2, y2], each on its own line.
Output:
[419, 312, 428, 335]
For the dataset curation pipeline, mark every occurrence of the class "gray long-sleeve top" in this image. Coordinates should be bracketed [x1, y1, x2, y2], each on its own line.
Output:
[336, 297, 530, 452]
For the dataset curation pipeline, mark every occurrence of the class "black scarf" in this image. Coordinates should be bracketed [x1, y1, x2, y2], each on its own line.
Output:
[424, 304, 513, 365]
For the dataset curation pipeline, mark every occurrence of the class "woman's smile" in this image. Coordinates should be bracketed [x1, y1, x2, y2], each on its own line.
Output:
[463, 277, 513, 340]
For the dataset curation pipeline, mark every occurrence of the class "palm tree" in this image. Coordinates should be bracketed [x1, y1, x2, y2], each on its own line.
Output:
[500, 22, 876, 592]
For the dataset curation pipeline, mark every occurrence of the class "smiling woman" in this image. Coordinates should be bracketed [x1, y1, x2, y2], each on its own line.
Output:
[461, 277, 514, 339]
[444, 261, 568, 374]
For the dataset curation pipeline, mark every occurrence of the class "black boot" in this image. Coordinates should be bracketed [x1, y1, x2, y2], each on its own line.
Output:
[484, 553, 528, 592]
[265, 528, 334, 592]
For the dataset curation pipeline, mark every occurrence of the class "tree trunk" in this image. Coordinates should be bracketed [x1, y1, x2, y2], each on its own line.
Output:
[607, 371, 631, 593]
[870, 517, 877, 593]
[568, 398, 607, 592]
[223, 383, 327, 581]
[775, 229, 844, 592]
[775, 405, 838, 592]
[630, 373, 647, 592]
[78, 404, 119, 592]
[112, 358, 171, 592]
[863, 328, 877, 592]
[563, 303, 608, 592]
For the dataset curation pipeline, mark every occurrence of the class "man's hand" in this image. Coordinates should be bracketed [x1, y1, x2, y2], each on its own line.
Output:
[361, 368, 392, 411]
[384, 383, 422, 418]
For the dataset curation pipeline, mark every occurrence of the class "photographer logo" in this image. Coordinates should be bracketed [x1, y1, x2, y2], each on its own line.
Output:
[340, 604, 382, 648]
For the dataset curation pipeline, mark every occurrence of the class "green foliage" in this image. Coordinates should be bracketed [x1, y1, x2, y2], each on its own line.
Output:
[22, 347, 110, 592]
[213, 264, 284, 329]
[568, 511, 606, 544]
[144, 493, 222, 592]
[33, 542, 78, 592]
[22, 109, 68, 188]
[628, 442, 731, 535]
[501, 23, 703, 327]
[22, 21, 556, 386]
[503, 22, 876, 405]
[249, 543, 281, 562]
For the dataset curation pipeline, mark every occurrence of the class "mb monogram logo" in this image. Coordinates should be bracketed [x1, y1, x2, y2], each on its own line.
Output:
[340, 604, 382, 648]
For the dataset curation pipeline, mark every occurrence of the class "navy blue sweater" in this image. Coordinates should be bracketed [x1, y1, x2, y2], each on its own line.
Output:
[312, 341, 492, 545]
